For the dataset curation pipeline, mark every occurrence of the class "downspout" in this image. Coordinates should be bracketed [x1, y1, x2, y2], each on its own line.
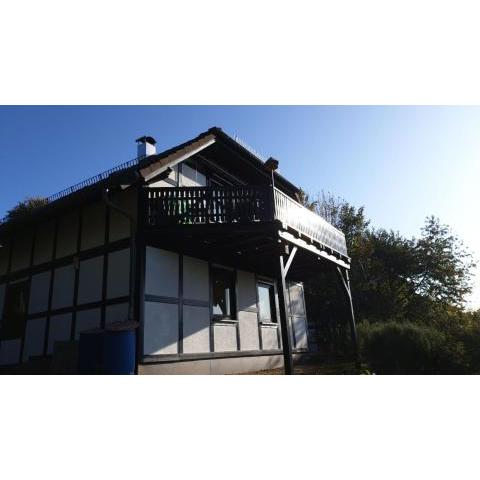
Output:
[102, 188, 137, 323]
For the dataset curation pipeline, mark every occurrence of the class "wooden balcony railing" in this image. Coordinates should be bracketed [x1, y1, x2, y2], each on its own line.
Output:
[145, 186, 348, 257]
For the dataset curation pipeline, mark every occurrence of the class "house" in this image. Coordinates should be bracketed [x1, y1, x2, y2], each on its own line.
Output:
[0, 127, 356, 374]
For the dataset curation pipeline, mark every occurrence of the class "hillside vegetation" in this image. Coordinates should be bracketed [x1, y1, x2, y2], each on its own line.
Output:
[301, 191, 479, 374]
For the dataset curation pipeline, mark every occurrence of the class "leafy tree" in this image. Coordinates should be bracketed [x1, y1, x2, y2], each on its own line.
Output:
[412, 216, 476, 307]
[300, 189, 478, 371]
[4, 196, 48, 223]
[295, 189, 317, 211]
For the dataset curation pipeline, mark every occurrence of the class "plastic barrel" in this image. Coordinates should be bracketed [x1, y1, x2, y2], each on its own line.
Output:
[78, 329, 104, 374]
[102, 321, 138, 375]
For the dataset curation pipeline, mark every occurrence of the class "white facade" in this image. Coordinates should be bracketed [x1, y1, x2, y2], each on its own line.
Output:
[142, 246, 308, 359]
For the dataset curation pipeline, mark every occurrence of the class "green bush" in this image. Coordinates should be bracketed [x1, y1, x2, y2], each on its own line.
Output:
[358, 321, 450, 374]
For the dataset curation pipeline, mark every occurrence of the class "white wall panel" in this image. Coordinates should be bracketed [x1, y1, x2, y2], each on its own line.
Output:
[77, 256, 103, 305]
[148, 165, 177, 187]
[0, 244, 9, 275]
[0, 339, 21, 365]
[75, 308, 101, 339]
[33, 221, 55, 265]
[238, 311, 260, 351]
[261, 326, 279, 350]
[47, 313, 72, 354]
[0, 284, 5, 320]
[145, 247, 178, 297]
[107, 248, 130, 299]
[109, 189, 136, 242]
[183, 256, 209, 301]
[237, 270, 257, 312]
[149, 179, 171, 188]
[81, 202, 106, 251]
[143, 301, 178, 355]
[52, 264, 75, 310]
[28, 271, 51, 314]
[10, 231, 33, 272]
[182, 305, 210, 354]
[214, 323, 237, 352]
[105, 303, 129, 325]
[22, 317, 47, 362]
[56, 211, 79, 259]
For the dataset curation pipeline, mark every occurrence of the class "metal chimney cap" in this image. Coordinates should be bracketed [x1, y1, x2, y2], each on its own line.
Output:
[135, 136, 157, 145]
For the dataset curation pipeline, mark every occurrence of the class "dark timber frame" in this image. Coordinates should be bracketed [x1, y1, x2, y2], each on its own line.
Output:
[0, 199, 133, 367]
[336, 266, 359, 361]
[277, 245, 297, 374]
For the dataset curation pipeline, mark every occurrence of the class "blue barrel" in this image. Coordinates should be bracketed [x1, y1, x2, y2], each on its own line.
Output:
[78, 329, 104, 374]
[102, 321, 138, 375]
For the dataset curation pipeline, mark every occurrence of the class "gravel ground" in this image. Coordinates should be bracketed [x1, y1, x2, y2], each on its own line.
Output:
[241, 362, 361, 375]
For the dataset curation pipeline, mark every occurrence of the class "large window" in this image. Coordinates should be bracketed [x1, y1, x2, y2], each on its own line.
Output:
[1, 280, 29, 340]
[257, 281, 277, 323]
[288, 283, 306, 316]
[211, 267, 236, 320]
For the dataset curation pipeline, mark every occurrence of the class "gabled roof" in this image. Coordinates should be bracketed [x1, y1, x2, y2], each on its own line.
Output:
[135, 127, 300, 193]
[0, 127, 301, 233]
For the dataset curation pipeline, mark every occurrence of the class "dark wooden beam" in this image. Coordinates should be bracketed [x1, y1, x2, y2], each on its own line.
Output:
[277, 254, 293, 375]
[336, 266, 359, 361]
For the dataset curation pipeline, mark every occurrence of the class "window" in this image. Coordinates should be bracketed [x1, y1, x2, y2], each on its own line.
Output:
[1, 280, 29, 340]
[180, 163, 206, 187]
[257, 281, 277, 323]
[288, 283, 306, 316]
[211, 267, 236, 320]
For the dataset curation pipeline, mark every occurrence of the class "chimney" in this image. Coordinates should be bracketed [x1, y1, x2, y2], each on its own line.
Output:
[136, 136, 157, 158]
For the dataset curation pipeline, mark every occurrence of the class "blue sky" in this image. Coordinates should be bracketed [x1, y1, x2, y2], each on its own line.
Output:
[0, 106, 478, 307]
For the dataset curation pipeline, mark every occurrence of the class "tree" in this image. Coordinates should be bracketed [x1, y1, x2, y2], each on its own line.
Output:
[4, 197, 48, 223]
[412, 216, 476, 308]
[302, 191, 477, 328]
[296, 189, 317, 211]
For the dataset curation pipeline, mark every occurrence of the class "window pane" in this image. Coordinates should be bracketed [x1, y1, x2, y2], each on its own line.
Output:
[258, 283, 276, 323]
[1, 280, 29, 340]
[181, 163, 206, 187]
[289, 283, 305, 316]
[212, 268, 235, 318]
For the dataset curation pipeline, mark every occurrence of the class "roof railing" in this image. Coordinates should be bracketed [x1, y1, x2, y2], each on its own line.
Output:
[232, 134, 268, 162]
[0, 156, 142, 224]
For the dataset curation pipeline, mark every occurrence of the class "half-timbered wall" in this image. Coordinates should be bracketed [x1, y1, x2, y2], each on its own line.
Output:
[0, 188, 136, 365]
[142, 246, 309, 359]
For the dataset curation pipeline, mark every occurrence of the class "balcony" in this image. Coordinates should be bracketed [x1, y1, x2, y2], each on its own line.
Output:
[144, 186, 348, 258]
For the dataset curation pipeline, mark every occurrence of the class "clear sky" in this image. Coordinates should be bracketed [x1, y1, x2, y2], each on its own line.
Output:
[0, 106, 478, 307]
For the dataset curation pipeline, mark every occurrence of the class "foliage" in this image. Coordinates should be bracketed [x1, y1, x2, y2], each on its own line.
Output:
[300, 189, 479, 374]
[4, 197, 48, 223]
[358, 319, 480, 374]
[296, 189, 317, 211]
[358, 321, 442, 374]
[412, 216, 476, 307]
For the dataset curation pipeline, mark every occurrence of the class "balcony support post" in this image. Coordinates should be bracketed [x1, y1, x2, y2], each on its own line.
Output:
[277, 244, 297, 375]
[336, 266, 359, 364]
